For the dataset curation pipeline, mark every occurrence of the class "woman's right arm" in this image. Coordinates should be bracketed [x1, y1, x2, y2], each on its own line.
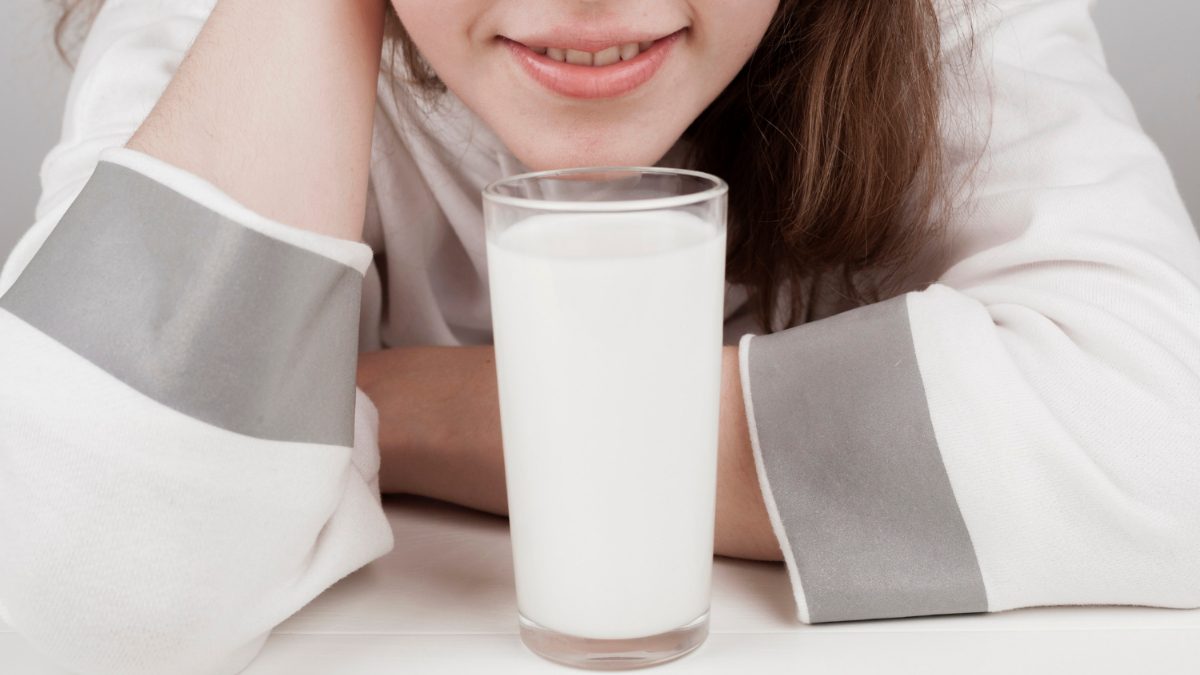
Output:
[0, 1, 391, 673]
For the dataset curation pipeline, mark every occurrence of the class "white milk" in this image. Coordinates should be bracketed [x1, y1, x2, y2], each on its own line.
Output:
[487, 210, 726, 640]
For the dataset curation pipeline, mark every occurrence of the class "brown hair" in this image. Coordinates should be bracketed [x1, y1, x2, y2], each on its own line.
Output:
[687, 0, 947, 329]
[56, 0, 949, 332]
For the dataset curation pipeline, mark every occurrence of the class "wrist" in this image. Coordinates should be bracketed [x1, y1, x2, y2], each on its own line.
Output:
[715, 344, 782, 561]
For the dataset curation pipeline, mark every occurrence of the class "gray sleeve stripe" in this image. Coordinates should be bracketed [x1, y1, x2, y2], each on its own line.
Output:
[745, 295, 987, 623]
[739, 333, 813, 622]
[0, 162, 361, 447]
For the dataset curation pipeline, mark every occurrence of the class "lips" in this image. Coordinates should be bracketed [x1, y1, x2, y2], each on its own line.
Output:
[502, 29, 685, 100]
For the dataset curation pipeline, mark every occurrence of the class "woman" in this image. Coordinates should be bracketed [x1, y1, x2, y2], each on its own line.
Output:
[1, 0, 1197, 672]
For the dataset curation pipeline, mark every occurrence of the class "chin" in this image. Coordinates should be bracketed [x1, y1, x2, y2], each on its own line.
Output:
[510, 142, 677, 172]
[497, 120, 685, 173]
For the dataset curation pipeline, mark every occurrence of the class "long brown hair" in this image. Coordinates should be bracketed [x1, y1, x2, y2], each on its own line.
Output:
[56, 0, 949, 332]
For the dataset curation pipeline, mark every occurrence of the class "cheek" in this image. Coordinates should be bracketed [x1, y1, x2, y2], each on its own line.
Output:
[390, 0, 489, 77]
[696, 0, 779, 69]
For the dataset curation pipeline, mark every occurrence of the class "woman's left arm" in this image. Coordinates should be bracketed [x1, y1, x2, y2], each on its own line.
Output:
[734, 0, 1200, 624]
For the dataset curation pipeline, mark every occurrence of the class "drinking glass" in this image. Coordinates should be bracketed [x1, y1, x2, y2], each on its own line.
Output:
[484, 168, 728, 670]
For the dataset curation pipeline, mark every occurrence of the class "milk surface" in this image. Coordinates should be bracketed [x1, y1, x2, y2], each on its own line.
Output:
[488, 210, 726, 640]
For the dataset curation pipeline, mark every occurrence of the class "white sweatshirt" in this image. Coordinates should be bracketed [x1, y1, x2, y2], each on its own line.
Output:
[2, 0, 1199, 672]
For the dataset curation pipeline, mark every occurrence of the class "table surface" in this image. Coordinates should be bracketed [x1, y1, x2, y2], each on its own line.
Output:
[3, 496, 1199, 674]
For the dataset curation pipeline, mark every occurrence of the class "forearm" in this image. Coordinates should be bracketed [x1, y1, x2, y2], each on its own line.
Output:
[358, 345, 782, 561]
[126, 0, 385, 241]
[357, 347, 510, 515]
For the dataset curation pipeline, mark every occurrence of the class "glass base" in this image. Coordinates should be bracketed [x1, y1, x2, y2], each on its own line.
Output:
[519, 611, 709, 671]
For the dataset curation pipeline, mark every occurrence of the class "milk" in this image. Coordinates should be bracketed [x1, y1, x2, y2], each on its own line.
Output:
[487, 210, 726, 640]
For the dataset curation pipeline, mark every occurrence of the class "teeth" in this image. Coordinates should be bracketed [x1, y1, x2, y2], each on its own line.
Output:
[565, 49, 592, 65]
[531, 41, 654, 65]
[593, 46, 620, 67]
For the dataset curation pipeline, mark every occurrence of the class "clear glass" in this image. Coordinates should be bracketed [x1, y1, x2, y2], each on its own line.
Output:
[484, 168, 728, 670]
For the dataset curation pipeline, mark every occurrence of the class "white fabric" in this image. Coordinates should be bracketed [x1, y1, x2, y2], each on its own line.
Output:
[902, 0, 1200, 615]
[0, 306, 393, 674]
[738, 0, 1200, 621]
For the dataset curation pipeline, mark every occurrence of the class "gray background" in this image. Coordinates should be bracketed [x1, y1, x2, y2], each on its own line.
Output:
[2, 0, 1198, 262]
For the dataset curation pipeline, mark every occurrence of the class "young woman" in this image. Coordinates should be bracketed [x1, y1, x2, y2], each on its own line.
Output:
[2, 0, 1197, 672]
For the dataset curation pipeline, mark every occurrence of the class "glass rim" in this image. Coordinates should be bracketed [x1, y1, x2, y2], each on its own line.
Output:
[483, 166, 729, 213]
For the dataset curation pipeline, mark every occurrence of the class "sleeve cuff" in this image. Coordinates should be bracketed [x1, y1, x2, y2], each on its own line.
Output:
[99, 147, 373, 274]
[739, 331, 814, 623]
[738, 295, 988, 623]
[0, 150, 366, 447]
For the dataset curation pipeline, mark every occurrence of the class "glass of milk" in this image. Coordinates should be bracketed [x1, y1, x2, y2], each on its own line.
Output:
[484, 168, 728, 670]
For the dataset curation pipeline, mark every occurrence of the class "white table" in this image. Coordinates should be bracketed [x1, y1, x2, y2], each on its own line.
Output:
[4, 496, 1199, 673]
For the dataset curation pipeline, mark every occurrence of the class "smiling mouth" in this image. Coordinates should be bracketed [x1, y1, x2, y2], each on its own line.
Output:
[501, 30, 685, 99]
